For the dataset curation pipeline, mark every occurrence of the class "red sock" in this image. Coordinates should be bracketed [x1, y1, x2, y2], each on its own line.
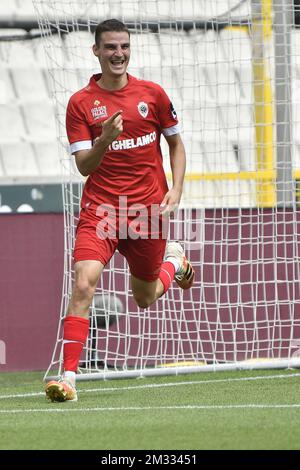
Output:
[63, 315, 89, 372]
[159, 261, 176, 293]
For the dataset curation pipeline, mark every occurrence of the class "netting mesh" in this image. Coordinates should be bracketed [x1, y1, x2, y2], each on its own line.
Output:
[31, 0, 300, 379]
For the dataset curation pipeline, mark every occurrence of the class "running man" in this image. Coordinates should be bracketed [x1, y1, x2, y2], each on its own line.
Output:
[45, 19, 194, 402]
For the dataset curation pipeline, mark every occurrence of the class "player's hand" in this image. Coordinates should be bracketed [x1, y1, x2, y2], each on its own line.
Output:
[160, 188, 182, 216]
[96, 110, 123, 144]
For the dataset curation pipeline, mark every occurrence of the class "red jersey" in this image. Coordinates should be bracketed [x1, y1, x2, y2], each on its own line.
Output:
[66, 73, 180, 209]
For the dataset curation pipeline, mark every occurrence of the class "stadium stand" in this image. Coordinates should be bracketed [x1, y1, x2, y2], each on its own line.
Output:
[33, 140, 61, 176]
[0, 67, 15, 103]
[12, 67, 49, 101]
[22, 101, 56, 140]
[0, 103, 27, 141]
[1, 142, 39, 177]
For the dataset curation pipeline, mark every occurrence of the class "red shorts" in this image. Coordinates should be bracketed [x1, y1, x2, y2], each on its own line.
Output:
[73, 203, 168, 282]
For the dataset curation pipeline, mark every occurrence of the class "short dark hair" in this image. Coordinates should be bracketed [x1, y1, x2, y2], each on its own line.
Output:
[95, 19, 130, 46]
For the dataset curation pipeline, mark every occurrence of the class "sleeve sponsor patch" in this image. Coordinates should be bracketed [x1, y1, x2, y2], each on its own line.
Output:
[170, 102, 177, 120]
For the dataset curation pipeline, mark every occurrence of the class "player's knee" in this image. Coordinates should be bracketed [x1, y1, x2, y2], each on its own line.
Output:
[74, 279, 95, 301]
[133, 294, 153, 309]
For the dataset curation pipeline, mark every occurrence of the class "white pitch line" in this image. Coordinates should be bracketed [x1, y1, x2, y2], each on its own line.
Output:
[0, 372, 299, 400]
[83, 372, 300, 394]
[1, 404, 300, 414]
[0, 392, 45, 399]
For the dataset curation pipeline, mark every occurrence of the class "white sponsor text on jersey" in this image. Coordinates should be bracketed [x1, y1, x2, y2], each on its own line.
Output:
[108, 131, 157, 151]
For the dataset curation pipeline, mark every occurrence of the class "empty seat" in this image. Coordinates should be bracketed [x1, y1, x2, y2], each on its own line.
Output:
[0, 205, 13, 213]
[14, 0, 35, 18]
[162, 133, 204, 175]
[74, 67, 98, 88]
[179, 65, 210, 104]
[182, 179, 255, 209]
[235, 65, 253, 102]
[291, 30, 300, 80]
[0, 103, 26, 141]
[161, 134, 204, 176]
[46, 68, 80, 97]
[201, 140, 239, 174]
[196, 1, 250, 18]
[139, 0, 171, 18]
[22, 100, 56, 140]
[11, 67, 49, 100]
[158, 67, 182, 106]
[34, 35, 67, 70]
[0, 155, 5, 177]
[0, 2, 17, 18]
[0, 142, 39, 177]
[141, 0, 199, 18]
[292, 80, 300, 144]
[137, 65, 182, 108]
[205, 63, 241, 105]
[129, 33, 161, 68]
[169, 0, 208, 19]
[237, 140, 256, 172]
[218, 179, 255, 208]
[107, 0, 140, 20]
[0, 67, 16, 103]
[193, 30, 227, 67]
[219, 102, 254, 143]
[219, 27, 252, 65]
[182, 136, 204, 174]
[159, 32, 186, 67]
[58, 2, 109, 18]
[182, 106, 201, 134]
[182, 103, 224, 142]
[33, 140, 61, 176]
[161, 32, 196, 67]
[3, 39, 37, 67]
[137, 66, 164, 83]
[293, 144, 300, 169]
[291, 30, 300, 59]
[0, 80, 4, 105]
[199, 137, 255, 208]
[64, 32, 97, 69]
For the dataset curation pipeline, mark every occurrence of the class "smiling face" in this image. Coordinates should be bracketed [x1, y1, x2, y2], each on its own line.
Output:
[93, 30, 130, 79]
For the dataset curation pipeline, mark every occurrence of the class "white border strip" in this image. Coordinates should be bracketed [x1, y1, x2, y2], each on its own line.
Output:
[162, 124, 181, 136]
[70, 140, 92, 153]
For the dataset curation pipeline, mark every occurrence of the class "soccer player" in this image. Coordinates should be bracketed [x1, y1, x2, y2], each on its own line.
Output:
[45, 19, 194, 402]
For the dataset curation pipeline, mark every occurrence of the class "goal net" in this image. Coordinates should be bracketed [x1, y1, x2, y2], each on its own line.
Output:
[32, 0, 300, 380]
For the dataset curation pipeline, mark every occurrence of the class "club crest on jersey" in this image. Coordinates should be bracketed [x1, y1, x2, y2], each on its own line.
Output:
[91, 103, 108, 120]
[138, 102, 149, 118]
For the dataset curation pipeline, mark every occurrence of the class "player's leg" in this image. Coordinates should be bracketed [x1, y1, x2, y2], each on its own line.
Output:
[131, 275, 164, 309]
[164, 241, 195, 290]
[67, 260, 104, 318]
[45, 260, 104, 402]
[121, 237, 194, 309]
[130, 243, 194, 308]
[46, 205, 117, 402]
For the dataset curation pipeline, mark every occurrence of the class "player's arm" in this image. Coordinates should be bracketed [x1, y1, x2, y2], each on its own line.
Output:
[160, 133, 186, 215]
[74, 111, 123, 177]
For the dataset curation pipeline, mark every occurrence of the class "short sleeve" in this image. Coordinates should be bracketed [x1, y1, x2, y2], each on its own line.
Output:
[156, 85, 181, 136]
[66, 97, 93, 154]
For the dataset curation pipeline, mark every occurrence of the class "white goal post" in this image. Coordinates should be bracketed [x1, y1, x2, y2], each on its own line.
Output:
[32, 0, 300, 381]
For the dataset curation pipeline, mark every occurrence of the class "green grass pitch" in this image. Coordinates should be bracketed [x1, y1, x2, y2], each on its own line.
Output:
[0, 369, 300, 450]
